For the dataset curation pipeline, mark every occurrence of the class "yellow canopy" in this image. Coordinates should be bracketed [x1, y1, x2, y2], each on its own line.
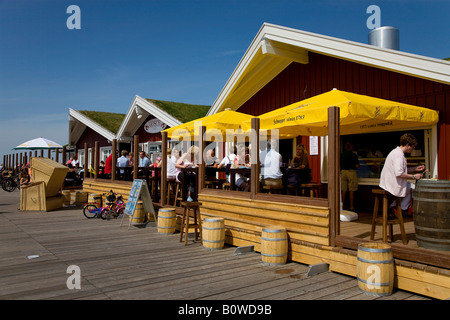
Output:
[163, 109, 253, 139]
[241, 89, 439, 137]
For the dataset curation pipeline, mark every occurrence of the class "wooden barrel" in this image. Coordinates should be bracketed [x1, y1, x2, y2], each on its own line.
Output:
[356, 243, 394, 296]
[260, 226, 288, 265]
[129, 202, 146, 225]
[157, 207, 176, 234]
[202, 217, 225, 250]
[413, 179, 450, 251]
[88, 193, 101, 207]
[75, 191, 88, 207]
[61, 190, 72, 206]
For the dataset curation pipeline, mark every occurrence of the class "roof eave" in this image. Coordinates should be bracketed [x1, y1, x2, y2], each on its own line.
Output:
[208, 22, 450, 115]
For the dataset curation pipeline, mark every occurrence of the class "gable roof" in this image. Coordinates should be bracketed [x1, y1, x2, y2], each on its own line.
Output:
[116, 95, 210, 141]
[68, 108, 124, 145]
[207, 23, 450, 115]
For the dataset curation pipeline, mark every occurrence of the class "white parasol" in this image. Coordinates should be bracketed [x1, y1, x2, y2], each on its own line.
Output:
[13, 137, 63, 150]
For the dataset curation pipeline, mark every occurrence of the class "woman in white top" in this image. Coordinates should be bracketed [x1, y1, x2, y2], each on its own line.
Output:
[166, 148, 179, 181]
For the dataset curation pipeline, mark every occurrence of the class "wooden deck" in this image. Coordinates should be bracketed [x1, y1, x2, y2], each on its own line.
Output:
[0, 190, 431, 301]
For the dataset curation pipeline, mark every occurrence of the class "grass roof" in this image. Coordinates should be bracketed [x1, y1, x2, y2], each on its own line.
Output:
[78, 110, 125, 134]
[147, 99, 210, 123]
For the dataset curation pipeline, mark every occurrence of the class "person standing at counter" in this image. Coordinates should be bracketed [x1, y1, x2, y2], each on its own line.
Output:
[379, 133, 424, 214]
[340, 142, 359, 211]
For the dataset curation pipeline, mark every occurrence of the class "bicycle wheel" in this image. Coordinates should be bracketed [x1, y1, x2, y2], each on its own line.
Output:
[83, 204, 98, 219]
[100, 208, 109, 220]
[115, 207, 124, 217]
[4, 178, 16, 192]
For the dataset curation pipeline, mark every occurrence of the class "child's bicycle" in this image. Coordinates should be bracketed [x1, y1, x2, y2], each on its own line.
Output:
[101, 192, 126, 220]
[82, 190, 125, 220]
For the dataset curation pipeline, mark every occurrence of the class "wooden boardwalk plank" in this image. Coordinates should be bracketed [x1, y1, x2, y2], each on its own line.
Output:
[0, 190, 431, 301]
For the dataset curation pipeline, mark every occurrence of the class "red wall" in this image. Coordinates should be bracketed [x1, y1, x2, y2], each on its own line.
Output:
[76, 127, 110, 152]
[237, 52, 450, 180]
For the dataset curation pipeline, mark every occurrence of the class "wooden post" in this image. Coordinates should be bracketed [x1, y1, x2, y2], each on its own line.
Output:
[250, 117, 260, 198]
[55, 148, 59, 163]
[111, 139, 117, 181]
[198, 126, 206, 196]
[161, 132, 168, 206]
[62, 146, 67, 165]
[327, 106, 340, 247]
[94, 141, 99, 181]
[133, 135, 139, 180]
[12, 154, 16, 173]
[40, 150, 44, 158]
[48, 149, 51, 159]
[84, 143, 88, 180]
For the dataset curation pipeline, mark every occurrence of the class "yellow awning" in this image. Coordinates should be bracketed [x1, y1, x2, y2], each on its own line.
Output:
[241, 89, 439, 137]
[163, 110, 253, 139]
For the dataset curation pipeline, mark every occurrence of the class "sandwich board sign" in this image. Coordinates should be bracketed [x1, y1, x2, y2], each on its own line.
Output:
[120, 179, 156, 229]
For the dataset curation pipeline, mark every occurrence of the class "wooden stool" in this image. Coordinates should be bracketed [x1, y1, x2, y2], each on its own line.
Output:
[166, 179, 176, 205]
[262, 185, 283, 194]
[205, 181, 214, 189]
[179, 201, 202, 246]
[222, 182, 230, 190]
[287, 185, 298, 196]
[370, 189, 408, 245]
[300, 183, 321, 198]
[174, 182, 183, 207]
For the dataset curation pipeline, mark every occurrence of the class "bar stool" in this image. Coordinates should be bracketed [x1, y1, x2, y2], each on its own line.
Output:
[222, 182, 231, 190]
[166, 179, 177, 205]
[174, 182, 183, 207]
[262, 185, 283, 194]
[205, 181, 215, 189]
[370, 189, 408, 245]
[287, 185, 298, 196]
[300, 183, 321, 198]
[179, 201, 202, 246]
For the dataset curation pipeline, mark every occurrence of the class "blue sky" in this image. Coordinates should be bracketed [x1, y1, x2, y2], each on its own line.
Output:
[0, 0, 449, 163]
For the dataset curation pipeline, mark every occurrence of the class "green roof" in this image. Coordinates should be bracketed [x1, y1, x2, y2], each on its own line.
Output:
[147, 99, 210, 123]
[78, 110, 125, 134]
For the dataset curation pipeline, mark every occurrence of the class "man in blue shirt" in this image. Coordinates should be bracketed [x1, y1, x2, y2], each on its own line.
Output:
[138, 151, 150, 167]
[117, 150, 129, 177]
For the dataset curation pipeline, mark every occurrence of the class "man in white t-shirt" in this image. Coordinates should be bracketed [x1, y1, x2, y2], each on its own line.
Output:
[261, 139, 283, 187]
[379, 133, 424, 212]
[218, 146, 237, 183]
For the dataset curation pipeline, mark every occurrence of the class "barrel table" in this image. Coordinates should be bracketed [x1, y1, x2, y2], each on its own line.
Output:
[75, 191, 88, 207]
[129, 201, 146, 225]
[356, 243, 394, 296]
[260, 226, 288, 265]
[202, 217, 225, 250]
[413, 179, 450, 251]
[157, 207, 177, 234]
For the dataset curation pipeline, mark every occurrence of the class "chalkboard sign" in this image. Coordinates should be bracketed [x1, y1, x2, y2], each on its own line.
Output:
[120, 179, 156, 229]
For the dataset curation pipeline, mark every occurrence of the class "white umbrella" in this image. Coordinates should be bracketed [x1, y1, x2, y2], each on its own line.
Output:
[13, 137, 63, 150]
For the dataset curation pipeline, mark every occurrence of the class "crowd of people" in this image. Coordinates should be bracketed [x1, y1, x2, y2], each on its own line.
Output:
[59, 132, 424, 210]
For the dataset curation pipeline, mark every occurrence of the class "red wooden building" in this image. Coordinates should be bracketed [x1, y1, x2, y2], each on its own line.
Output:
[208, 23, 450, 184]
